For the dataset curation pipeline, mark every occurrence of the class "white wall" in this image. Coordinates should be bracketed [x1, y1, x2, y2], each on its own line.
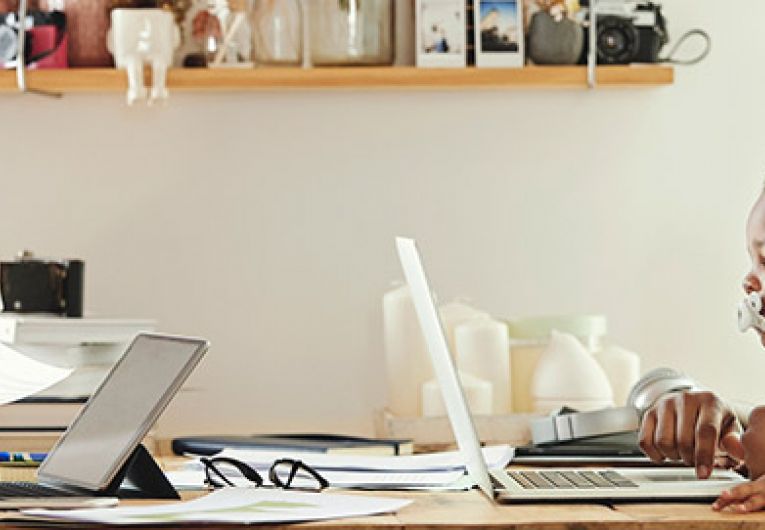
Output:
[1, 0, 764, 436]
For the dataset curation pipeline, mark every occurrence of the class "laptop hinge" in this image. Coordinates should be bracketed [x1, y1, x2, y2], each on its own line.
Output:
[101, 444, 179, 500]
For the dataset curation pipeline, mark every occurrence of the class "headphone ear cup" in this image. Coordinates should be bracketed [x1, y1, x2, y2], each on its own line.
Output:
[626, 367, 682, 411]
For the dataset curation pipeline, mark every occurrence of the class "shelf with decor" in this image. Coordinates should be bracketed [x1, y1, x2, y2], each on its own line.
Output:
[0, 65, 674, 94]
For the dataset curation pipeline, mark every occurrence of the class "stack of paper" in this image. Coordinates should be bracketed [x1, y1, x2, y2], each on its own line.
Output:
[0, 343, 73, 405]
[168, 445, 514, 490]
[24, 488, 411, 525]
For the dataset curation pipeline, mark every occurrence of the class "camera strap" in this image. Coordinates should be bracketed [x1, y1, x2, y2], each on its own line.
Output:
[660, 28, 712, 65]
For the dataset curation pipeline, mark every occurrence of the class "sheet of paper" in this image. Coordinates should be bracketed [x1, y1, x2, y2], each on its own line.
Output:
[167, 468, 467, 491]
[202, 445, 514, 473]
[0, 343, 73, 404]
[24, 488, 412, 525]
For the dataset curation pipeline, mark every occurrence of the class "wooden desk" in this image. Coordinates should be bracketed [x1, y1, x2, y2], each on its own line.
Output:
[2, 463, 765, 529]
[0, 487, 763, 529]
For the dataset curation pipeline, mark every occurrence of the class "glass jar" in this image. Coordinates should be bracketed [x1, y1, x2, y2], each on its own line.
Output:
[250, 0, 302, 66]
[307, 0, 394, 66]
[204, 0, 253, 67]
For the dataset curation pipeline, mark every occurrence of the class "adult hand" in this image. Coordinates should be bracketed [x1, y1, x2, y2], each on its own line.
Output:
[638, 390, 743, 479]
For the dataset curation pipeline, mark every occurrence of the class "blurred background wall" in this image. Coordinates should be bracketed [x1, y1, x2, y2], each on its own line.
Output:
[0, 0, 761, 436]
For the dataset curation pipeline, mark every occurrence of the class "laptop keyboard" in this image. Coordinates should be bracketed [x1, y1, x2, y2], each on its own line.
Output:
[508, 470, 638, 489]
[0, 481, 78, 497]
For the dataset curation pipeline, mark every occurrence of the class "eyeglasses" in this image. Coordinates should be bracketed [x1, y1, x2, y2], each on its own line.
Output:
[200, 456, 329, 492]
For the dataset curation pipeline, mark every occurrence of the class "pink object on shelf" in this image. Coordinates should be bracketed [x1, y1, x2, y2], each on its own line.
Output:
[27, 25, 68, 68]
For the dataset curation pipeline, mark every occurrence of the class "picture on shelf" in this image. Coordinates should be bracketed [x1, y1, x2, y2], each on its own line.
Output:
[474, 0, 524, 67]
[416, 0, 467, 68]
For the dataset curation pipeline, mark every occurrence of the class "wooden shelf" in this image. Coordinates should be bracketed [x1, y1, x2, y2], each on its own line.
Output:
[0, 65, 674, 93]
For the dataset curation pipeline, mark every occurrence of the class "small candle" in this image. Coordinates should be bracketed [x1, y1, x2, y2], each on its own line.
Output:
[422, 372, 493, 417]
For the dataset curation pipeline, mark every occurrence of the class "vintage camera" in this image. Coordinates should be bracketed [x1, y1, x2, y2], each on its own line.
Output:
[0, 251, 84, 317]
[579, 0, 668, 64]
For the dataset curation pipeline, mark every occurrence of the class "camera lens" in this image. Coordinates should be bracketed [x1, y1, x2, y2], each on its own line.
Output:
[596, 15, 639, 64]
[603, 32, 626, 53]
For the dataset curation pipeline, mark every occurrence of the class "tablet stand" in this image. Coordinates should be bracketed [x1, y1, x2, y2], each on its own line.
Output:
[102, 444, 180, 499]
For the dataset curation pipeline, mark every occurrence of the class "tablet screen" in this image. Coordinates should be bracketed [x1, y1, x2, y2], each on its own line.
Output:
[37, 334, 208, 490]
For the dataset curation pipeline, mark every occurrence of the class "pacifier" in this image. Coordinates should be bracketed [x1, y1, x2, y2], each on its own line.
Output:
[738, 291, 765, 332]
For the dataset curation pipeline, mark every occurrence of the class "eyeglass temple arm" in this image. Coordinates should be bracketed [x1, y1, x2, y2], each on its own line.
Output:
[273, 459, 329, 489]
[304, 462, 329, 489]
[203, 457, 265, 487]
[15, 0, 62, 99]
[201, 457, 236, 488]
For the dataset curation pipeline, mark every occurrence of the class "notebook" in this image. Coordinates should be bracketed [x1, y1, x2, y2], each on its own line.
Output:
[513, 431, 651, 464]
[172, 434, 413, 457]
[396, 237, 747, 502]
[0, 333, 208, 509]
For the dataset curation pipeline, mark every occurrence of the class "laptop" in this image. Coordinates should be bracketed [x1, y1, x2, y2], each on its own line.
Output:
[0, 332, 208, 509]
[396, 237, 747, 502]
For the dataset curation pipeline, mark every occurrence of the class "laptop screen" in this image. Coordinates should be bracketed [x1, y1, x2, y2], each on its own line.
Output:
[37, 334, 208, 491]
[396, 237, 495, 498]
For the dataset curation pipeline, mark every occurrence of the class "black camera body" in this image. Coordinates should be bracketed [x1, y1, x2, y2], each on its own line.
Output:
[0, 251, 84, 317]
[579, 1, 668, 64]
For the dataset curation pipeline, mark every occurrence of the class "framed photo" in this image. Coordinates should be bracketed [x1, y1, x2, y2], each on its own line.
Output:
[415, 0, 467, 68]
[474, 0, 524, 67]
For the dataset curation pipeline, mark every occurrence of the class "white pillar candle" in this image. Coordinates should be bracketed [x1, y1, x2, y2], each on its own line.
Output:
[455, 316, 511, 414]
[438, 301, 488, 360]
[422, 371, 493, 417]
[383, 284, 433, 417]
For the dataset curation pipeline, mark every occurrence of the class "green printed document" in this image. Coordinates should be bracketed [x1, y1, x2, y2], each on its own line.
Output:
[22, 489, 411, 525]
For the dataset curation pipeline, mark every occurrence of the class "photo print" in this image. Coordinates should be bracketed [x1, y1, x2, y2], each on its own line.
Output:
[416, 0, 467, 67]
[475, 0, 524, 67]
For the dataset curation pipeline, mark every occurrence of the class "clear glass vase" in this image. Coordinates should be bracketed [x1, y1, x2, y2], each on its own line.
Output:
[204, 0, 253, 67]
[307, 0, 394, 66]
[250, 0, 302, 66]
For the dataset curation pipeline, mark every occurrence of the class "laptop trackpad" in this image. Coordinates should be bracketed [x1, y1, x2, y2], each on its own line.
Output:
[637, 471, 738, 483]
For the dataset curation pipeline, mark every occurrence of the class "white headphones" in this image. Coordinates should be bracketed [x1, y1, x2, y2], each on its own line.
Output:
[530, 368, 698, 445]
[530, 294, 763, 446]
[738, 292, 765, 333]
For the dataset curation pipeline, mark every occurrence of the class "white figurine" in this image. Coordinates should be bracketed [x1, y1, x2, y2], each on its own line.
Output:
[107, 9, 180, 105]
